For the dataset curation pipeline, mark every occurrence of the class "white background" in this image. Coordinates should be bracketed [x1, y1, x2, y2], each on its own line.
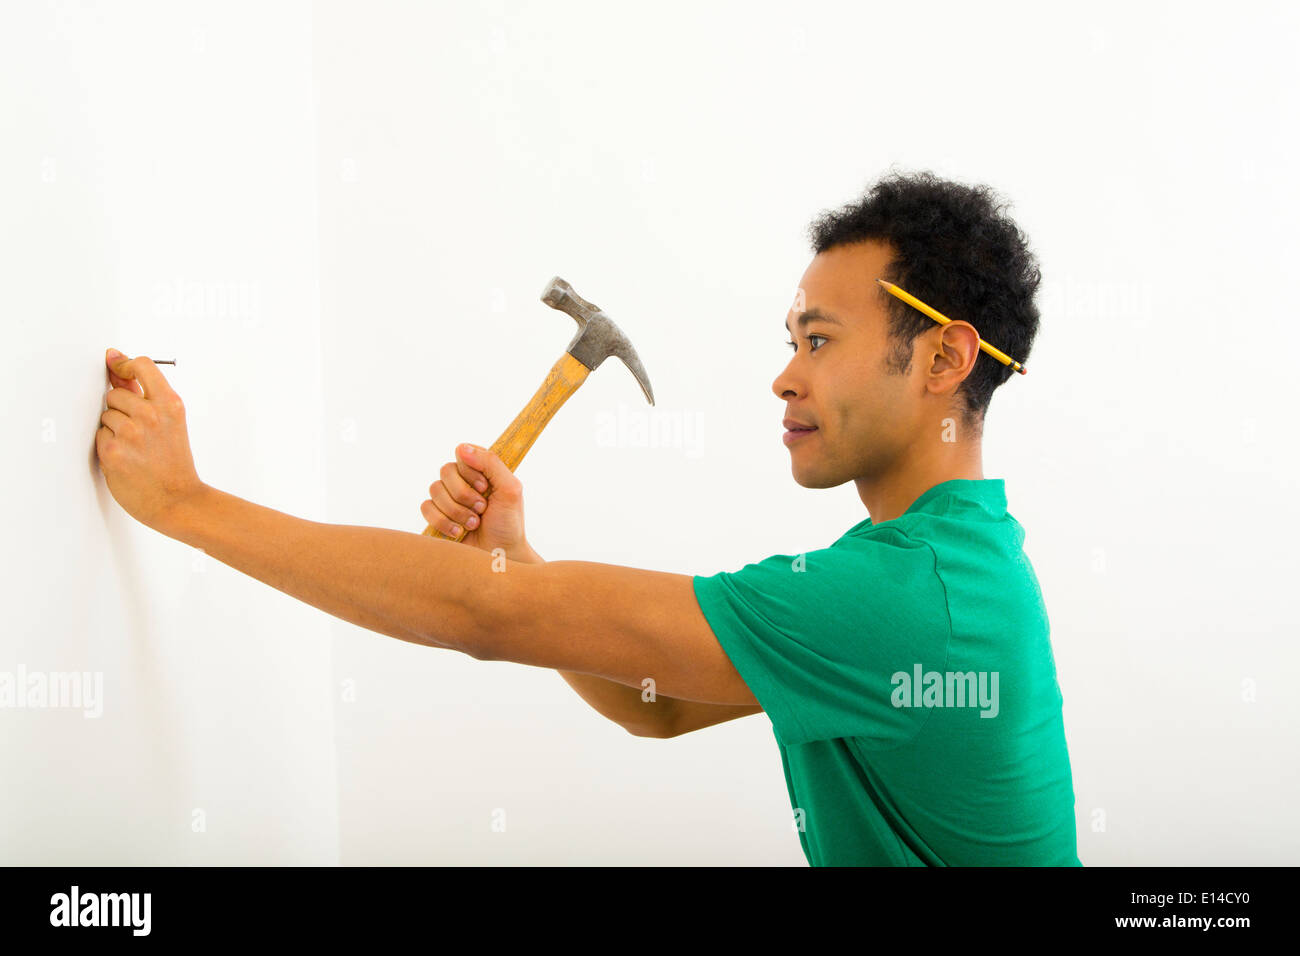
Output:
[3, 0, 1296, 865]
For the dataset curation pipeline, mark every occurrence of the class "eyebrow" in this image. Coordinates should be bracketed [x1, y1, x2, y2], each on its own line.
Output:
[784, 307, 845, 334]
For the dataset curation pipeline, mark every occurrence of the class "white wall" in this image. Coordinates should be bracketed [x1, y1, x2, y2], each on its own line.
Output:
[1, 1, 338, 863]
[4, 0, 1296, 865]
[313, 0, 1300, 866]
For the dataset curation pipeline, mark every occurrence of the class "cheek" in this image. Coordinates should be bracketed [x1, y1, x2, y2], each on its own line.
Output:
[820, 353, 896, 436]
[831, 377, 882, 429]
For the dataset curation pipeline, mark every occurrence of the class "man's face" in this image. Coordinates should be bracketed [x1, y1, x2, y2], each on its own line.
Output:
[773, 239, 925, 489]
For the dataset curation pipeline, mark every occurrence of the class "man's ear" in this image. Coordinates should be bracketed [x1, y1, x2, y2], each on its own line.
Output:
[925, 322, 980, 397]
[937, 321, 980, 372]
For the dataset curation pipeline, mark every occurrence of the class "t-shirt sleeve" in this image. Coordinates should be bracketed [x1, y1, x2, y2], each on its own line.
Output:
[692, 529, 951, 748]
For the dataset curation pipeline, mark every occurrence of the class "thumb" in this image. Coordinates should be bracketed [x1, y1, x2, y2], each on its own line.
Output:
[460, 444, 520, 498]
[106, 348, 142, 394]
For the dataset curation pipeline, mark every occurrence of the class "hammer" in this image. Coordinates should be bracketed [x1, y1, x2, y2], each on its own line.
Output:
[421, 276, 655, 541]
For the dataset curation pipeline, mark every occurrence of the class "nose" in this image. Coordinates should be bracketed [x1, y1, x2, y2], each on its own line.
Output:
[772, 356, 803, 401]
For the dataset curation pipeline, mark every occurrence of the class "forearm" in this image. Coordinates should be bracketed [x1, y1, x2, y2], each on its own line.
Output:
[162, 484, 502, 654]
[521, 544, 674, 737]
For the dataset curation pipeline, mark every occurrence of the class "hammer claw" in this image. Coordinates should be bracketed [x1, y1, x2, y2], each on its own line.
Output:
[541, 275, 655, 407]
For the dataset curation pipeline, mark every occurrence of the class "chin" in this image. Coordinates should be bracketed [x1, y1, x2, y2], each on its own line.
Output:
[790, 462, 839, 490]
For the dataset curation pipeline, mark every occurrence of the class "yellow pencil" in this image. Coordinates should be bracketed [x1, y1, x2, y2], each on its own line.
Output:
[875, 279, 1026, 375]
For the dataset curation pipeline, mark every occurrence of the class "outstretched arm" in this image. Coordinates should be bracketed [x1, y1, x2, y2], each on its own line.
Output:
[97, 349, 758, 708]
[162, 487, 758, 707]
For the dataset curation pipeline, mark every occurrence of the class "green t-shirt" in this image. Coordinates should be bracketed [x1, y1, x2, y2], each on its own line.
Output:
[692, 478, 1080, 866]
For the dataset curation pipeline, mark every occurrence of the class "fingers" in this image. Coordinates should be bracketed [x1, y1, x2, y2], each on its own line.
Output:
[106, 351, 175, 403]
[422, 481, 480, 536]
[459, 443, 521, 501]
[421, 495, 468, 537]
[105, 386, 150, 418]
[99, 407, 132, 437]
[419, 443, 510, 536]
[108, 367, 142, 395]
[106, 349, 142, 395]
[454, 444, 490, 494]
[432, 460, 486, 517]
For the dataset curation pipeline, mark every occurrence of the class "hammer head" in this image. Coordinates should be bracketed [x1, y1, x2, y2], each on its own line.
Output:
[541, 276, 655, 406]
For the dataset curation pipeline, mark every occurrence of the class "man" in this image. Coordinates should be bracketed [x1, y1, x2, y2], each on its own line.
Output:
[97, 169, 1080, 866]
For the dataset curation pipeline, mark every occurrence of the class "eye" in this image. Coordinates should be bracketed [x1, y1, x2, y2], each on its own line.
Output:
[786, 334, 827, 353]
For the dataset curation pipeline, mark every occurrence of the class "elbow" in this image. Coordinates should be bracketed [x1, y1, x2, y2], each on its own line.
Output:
[626, 725, 672, 739]
[453, 613, 500, 661]
[625, 718, 677, 739]
[415, 597, 494, 659]
[436, 554, 521, 662]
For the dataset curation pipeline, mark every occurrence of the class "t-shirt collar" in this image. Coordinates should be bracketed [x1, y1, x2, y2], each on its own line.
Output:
[845, 478, 1008, 534]
[904, 478, 1006, 517]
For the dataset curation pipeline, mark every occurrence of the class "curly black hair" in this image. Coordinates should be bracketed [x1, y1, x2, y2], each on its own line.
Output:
[805, 168, 1042, 433]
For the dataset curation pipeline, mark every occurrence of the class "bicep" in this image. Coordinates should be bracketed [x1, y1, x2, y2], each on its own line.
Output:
[486, 559, 760, 707]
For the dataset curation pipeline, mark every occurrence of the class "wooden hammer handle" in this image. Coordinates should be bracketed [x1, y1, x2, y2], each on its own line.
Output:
[421, 351, 591, 541]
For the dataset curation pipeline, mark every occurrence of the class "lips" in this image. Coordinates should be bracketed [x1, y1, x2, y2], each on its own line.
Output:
[782, 418, 817, 431]
[782, 417, 818, 447]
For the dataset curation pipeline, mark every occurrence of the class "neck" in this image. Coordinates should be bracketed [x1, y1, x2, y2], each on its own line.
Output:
[855, 434, 984, 525]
